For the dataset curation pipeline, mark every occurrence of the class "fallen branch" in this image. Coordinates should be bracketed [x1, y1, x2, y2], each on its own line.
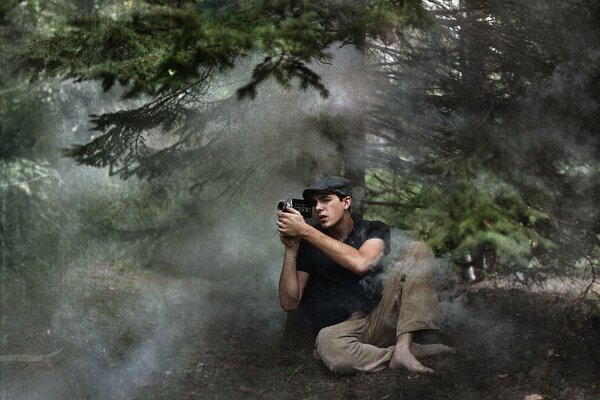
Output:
[0, 348, 63, 364]
[581, 255, 599, 300]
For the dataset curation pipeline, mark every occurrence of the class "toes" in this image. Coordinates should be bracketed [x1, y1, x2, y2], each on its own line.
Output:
[408, 363, 434, 374]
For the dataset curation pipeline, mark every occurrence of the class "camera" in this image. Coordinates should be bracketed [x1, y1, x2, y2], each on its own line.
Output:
[276, 198, 312, 218]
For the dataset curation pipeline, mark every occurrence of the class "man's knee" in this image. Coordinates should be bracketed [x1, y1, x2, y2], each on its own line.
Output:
[392, 241, 436, 285]
[315, 326, 355, 373]
[405, 241, 434, 260]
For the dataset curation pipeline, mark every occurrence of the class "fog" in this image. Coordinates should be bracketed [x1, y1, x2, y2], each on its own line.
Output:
[1, 45, 393, 399]
[2, 1, 599, 397]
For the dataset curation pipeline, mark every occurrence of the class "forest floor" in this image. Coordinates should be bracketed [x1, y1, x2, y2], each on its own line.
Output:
[1, 265, 599, 400]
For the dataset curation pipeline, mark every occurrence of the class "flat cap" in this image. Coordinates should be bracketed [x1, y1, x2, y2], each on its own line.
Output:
[302, 176, 352, 201]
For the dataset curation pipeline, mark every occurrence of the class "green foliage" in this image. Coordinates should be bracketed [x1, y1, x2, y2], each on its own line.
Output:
[0, 158, 67, 277]
[0, 83, 48, 159]
[0, 1, 19, 24]
[365, 0, 600, 276]
[9, 0, 597, 284]
[0, 157, 198, 278]
[0, 0, 100, 160]
[18, 1, 338, 97]
[14, 0, 429, 179]
[366, 171, 552, 268]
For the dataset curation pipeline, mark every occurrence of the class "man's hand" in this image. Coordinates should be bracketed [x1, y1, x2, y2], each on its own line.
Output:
[277, 206, 309, 239]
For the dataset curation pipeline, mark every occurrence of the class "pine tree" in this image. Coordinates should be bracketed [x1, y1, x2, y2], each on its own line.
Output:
[14, 0, 427, 179]
[365, 0, 600, 278]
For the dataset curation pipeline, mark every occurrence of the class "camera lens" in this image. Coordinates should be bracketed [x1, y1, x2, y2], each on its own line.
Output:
[276, 201, 288, 212]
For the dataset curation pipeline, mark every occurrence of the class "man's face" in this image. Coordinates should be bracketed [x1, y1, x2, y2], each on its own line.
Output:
[312, 193, 351, 229]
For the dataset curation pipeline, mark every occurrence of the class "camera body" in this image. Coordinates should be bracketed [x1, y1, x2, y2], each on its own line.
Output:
[277, 198, 312, 218]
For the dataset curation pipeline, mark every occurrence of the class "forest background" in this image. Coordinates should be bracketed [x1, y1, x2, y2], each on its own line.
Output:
[0, 1, 599, 399]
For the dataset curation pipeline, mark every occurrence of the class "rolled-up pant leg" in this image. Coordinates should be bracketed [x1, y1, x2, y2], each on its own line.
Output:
[315, 313, 395, 373]
[315, 242, 439, 373]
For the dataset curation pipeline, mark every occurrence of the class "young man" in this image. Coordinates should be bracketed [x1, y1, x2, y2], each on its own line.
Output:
[277, 176, 452, 374]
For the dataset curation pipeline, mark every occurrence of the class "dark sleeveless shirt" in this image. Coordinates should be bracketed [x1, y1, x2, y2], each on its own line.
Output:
[296, 218, 391, 332]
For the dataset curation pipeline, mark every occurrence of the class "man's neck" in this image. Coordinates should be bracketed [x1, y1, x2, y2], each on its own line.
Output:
[327, 213, 354, 242]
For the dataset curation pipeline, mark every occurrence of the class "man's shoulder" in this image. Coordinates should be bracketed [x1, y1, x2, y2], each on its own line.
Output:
[351, 218, 391, 254]
[354, 218, 390, 234]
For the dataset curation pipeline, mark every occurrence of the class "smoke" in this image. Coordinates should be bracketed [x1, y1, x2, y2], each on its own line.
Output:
[6, 2, 597, 394]
[437, 290, 515, 371]
[2, 264, 211, 399]
[0, 44, 384, 399]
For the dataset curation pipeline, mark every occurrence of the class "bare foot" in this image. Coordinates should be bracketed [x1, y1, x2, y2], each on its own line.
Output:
[411, 343, 455, 357]
[389, 346, 434, 374]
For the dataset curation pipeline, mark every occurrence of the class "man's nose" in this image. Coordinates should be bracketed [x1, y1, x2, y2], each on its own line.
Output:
[315, 201, 323, 211]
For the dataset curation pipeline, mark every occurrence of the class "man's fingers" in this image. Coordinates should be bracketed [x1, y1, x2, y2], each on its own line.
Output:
[277, 213, 298, 225]
[277, 209, 304, 238]
[286, 207, 301, 215]
[277, 213, 290, 223]
[277, 223, 290, 233]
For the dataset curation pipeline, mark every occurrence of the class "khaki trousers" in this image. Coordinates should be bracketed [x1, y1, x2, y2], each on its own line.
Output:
[314, 242, 439, 373]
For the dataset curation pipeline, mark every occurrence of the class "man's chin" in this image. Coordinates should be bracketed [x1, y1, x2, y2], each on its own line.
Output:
[319, 218, 332, 228]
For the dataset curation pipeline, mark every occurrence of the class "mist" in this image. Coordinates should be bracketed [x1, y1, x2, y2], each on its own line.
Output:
[1, 45, 392, 399]
[2, 1, 599, 399]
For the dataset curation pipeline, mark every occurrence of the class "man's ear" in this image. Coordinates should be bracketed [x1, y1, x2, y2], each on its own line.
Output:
[343, 196, 352, 210]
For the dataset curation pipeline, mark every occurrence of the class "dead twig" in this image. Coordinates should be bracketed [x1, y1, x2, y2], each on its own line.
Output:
[286, 364, 303, 382]
[0, 347, 63, 365]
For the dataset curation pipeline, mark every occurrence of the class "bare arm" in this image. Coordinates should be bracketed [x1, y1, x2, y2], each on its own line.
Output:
[301, 228, 385, 276]
[277, 209, 385, 276]
[277, 236, 310, 311]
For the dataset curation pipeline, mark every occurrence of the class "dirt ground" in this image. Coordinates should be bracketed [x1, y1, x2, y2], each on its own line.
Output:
[138, 288, 600, 400]
[1, 266, 599, 400]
